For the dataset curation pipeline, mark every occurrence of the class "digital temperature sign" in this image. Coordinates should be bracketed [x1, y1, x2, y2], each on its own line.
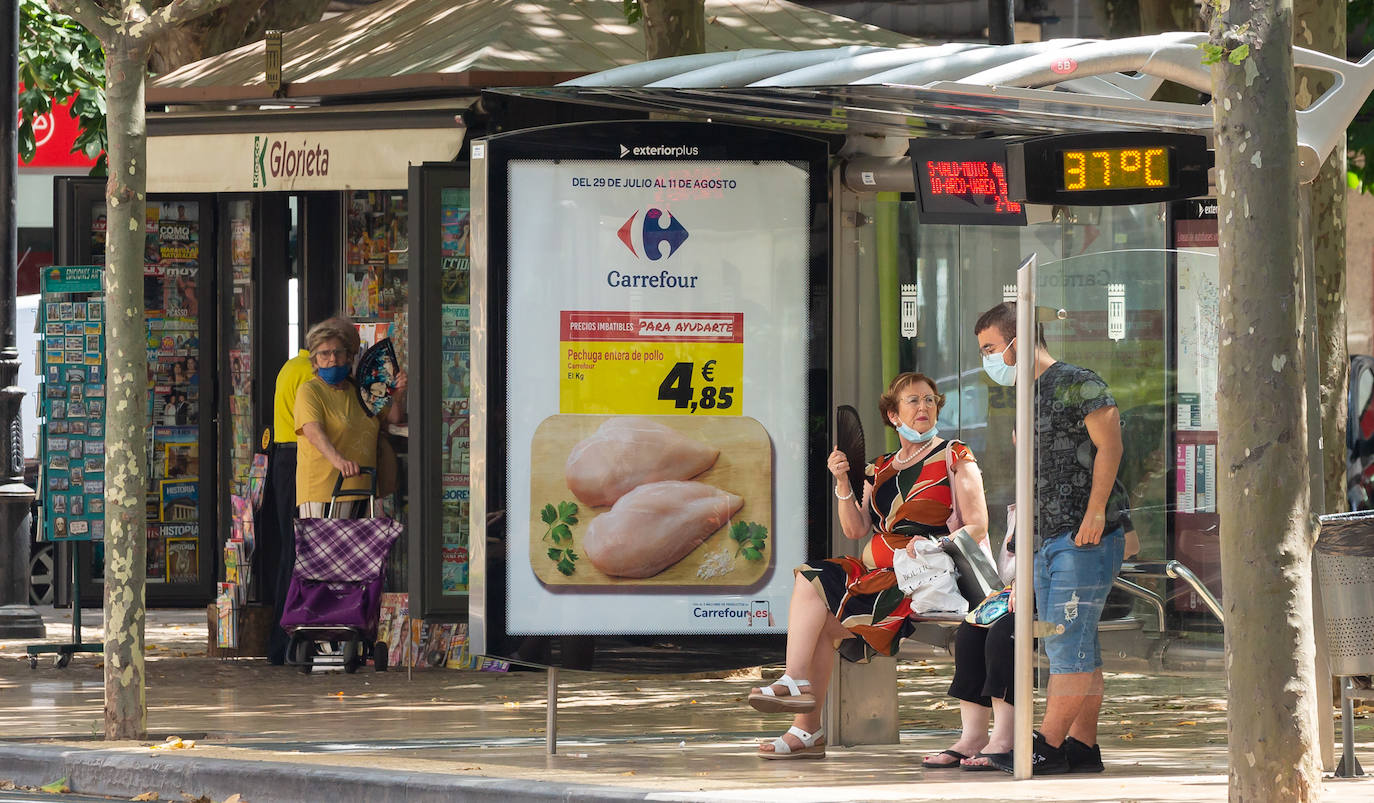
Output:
[1062, 146, 1169, 191]
[1008, 132, 1209, 205]
[910, 138, 1027, 226]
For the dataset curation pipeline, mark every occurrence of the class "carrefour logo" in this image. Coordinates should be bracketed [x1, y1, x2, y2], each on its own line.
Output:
[616, 208, 689, 261]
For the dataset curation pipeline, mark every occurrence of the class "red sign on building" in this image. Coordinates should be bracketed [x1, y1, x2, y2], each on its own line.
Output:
[18, 90, 98, 169]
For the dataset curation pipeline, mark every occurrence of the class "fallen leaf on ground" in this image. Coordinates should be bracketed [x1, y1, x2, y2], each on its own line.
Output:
[1120, 733, 1135, 741]
[178, 794, 210, 803]
[131, 792, 159, 801]
[1177, 720, 1198, 726]
[40, 777, 70, 793]
[0, 780, 15, 791]
[223, 794, 242, 803]
[151, 736, 196, 750]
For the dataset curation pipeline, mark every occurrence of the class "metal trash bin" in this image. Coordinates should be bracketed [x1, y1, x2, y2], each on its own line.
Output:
[1316, 511, 1374, 777]
[1316, 511, 1374, 677]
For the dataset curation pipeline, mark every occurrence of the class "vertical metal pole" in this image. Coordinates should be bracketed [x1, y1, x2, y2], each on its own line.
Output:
[546, 666, 559, 755]
[0, 0, 43, 640]
[1012, 254, 1037, 780]
[987, 0, 1015, 45]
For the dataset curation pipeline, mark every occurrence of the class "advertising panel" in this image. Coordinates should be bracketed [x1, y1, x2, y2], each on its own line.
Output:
[501, 149, 815, 636]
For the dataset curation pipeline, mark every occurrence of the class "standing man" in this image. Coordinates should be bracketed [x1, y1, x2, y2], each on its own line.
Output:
[264, 344, 315, 665]
[974, 302, 1124, 775]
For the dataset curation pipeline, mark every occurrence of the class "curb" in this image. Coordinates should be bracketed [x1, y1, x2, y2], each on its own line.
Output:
[0, 743, 663, 803]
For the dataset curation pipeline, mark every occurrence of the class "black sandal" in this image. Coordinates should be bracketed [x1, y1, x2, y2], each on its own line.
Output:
[922, 749, 968, 769]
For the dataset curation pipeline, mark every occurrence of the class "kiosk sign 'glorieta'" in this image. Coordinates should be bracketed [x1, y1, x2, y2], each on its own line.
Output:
[252, 135, 332, 188]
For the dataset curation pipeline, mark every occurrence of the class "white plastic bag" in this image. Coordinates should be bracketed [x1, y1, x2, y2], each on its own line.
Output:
[998, 504, 1018, 585]
[892, 539, 968, 615]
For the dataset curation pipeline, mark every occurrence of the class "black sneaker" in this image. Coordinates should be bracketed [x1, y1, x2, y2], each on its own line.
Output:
[1063, 736, 1105, 773]
[987, 732, 1070, 775]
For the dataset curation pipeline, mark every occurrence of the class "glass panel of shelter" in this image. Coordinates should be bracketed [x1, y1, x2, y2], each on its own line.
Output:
[896, 198, 1224, 697]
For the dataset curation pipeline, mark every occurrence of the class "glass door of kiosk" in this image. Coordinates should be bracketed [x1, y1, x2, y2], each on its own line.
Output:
[407, 163, 471, 619]
[54, 177, 220, 606]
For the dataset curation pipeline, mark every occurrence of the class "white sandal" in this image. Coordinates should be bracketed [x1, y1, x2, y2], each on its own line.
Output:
[747, 673, 816, 713]
[759, 725, 826, 760]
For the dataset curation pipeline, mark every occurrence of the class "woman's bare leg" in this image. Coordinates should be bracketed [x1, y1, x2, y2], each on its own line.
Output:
[924, 701, 991, 764]
[758, 575, 853, 754]
[984, 698, 1014, 753]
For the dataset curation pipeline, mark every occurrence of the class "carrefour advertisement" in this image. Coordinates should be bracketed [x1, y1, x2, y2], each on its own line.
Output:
[505, 158, 811, 635]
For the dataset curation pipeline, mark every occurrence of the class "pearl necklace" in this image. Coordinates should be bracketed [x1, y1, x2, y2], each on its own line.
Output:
[892, 438, 937, 467]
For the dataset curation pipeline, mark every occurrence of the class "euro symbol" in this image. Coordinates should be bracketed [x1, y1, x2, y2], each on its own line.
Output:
[701, 360, 716, 382]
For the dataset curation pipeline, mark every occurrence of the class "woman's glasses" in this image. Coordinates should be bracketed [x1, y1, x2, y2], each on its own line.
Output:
[901, 395, 939, 407]
[313, 348, 350, 360]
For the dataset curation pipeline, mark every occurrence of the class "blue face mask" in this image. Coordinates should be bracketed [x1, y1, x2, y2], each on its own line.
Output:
[318, 365, 350, 385]
[982, 338, 1016, 386]
[895, 421, 938, 443]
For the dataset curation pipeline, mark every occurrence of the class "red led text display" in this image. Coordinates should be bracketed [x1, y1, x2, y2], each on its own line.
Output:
[909, 139, 1027, 226]
[924, 160, 1022, 214]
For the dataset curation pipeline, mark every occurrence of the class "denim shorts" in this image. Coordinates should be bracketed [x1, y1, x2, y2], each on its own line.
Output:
[1034, 526, 1124, 674]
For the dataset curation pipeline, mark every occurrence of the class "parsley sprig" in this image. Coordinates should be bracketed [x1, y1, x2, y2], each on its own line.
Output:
[730, 521, 768, 561]
[541, 500, 580, 575]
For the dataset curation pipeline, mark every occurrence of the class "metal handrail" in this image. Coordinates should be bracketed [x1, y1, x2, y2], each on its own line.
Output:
[1121, 560, 1225, 625]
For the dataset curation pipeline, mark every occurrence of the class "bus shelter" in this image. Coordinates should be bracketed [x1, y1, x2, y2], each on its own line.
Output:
[465, 32, 1374, 772]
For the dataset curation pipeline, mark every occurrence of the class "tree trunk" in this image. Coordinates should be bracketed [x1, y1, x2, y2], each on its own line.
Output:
[1294, 0, 1347, 519]
[1211, 1, 1322, 799]
[101, 36, 152, 742]
[149, 0, 329, 77]
[643, 0, 704, 60]
[1138, 0, 1199, 33]
[1091, 0, 1141, 37]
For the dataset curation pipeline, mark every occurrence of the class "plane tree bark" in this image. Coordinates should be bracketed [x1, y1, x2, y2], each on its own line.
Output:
[1207, 0, 1323, 798]
[48, 0, 238, 741]
[636, 0, 704, 60]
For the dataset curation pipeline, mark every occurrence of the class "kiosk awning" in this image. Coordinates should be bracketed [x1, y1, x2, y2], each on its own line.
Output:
[147, 99, 471, 192]
[146, 0, 924, 106]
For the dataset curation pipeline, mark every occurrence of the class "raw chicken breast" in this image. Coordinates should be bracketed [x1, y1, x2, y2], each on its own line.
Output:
[564, 416, 719, 507]
[583, 481, 744, 578]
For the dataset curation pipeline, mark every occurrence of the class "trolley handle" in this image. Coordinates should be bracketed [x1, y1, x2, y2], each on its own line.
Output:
[329, 466, 378, 518]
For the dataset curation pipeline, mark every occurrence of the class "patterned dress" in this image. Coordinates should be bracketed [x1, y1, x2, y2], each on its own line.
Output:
[800, 439, 975, 663]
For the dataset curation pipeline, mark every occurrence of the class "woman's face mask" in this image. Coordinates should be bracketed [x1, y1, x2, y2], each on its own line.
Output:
[317, 365, 350, 385]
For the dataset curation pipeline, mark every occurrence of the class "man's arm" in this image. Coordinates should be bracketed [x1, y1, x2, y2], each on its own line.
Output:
[1076, 405, 1123, 546]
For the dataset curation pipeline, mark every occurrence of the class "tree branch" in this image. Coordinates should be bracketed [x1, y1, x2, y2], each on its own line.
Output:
[137, 0, 239, 41]
[47, 0, 117, 40]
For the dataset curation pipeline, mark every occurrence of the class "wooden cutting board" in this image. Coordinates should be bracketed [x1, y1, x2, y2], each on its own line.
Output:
[528, 414, 773, 589]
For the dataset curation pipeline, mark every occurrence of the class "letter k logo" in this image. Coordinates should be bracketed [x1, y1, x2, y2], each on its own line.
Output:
[619, 144, 629, 158]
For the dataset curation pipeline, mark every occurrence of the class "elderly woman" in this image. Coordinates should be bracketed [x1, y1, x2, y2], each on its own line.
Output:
[295, 317, 407, 517]
[749, 372, 991, 760]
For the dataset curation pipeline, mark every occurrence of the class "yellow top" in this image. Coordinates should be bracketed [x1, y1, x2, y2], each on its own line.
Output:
[272, 349, 313, 444]
[294, 376, 383, 504]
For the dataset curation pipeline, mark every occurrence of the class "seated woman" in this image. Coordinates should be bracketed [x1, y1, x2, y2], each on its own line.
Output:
[935, 512, 1140, 771]
[295, 317, 407, 517]
[750, 372, 990, 759]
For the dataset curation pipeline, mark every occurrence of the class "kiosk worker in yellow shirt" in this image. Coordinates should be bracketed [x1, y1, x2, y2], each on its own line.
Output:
[266, 344, 315, 664]
[295, 318, 407, 517]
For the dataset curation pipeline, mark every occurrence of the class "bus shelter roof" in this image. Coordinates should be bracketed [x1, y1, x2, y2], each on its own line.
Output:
[503, 32, 1374, 180]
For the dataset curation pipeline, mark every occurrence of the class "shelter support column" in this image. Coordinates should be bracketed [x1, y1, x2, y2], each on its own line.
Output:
[828, 174, 899, 746]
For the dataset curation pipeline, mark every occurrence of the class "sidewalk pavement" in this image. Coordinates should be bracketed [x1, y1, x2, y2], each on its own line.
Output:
[2, 607, 1372, 802]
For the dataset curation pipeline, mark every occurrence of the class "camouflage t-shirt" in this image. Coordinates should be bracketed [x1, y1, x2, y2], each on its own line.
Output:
[1033, 361, 1118, 544]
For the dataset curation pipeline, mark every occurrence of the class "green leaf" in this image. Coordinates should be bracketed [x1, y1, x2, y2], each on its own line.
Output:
[541, 503, 558, 525]
[556, 558, 575, 576]
[742, 547, 762, 561]
[547, 548, 562, 560]
[566, 549, 578, 561]
[557, 500, 579, 524]
[39, 777, 69, 794]
[551, 523, 571, 544]
[1227, 44, 1249, 66]
[730, 521, 749, 543]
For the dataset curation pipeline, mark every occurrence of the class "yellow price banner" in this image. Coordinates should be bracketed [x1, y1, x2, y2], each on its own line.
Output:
[560, 311, 743, 415]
